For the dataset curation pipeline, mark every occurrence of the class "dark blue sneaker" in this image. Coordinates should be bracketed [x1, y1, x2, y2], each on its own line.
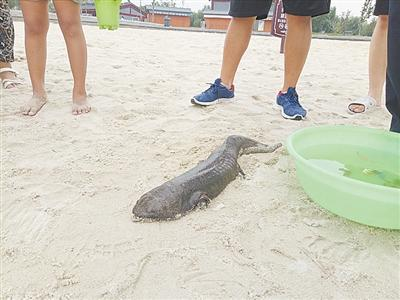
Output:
[276, 87, 307, 120]
[191, 78, 235, 106]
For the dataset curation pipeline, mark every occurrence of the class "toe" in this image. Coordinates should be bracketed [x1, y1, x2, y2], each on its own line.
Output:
[72, 103, 91, 115]
[355, 107, 364, 113]
[28, 108, 37, 116]
[21, 106, 30, 115]
[349, 104, 365, 113]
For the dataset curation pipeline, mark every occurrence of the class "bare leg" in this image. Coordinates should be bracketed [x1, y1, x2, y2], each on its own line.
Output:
[281, 15, 312, 92]
[370, 16, 388, 103]
[20, 0, 49, 116]
[350, 16, 388, 113]
[54, 0, 90, 115]
[220, 17, 255, 88]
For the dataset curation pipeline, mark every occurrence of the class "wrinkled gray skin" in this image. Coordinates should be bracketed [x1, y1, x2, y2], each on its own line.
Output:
[132, 136, 282, 221]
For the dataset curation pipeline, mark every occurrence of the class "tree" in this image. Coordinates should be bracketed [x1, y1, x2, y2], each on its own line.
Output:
[191, 10, 204, 27]
[359, 18, 376, 36]
[359, 0, 374, 34]
[335, 10, 358, 35]
[313, 3, 377, 36]
[152, 0, 176, 7]
[8, 0, 20, 9]
[48, 1, 56, 12]
[360, 0, 374, 23]
[313, 7, 339, 33]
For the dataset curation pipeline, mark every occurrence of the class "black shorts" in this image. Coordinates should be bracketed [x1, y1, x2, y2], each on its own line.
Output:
[374, 0, 389, 16]
[229, 0, 331, 20]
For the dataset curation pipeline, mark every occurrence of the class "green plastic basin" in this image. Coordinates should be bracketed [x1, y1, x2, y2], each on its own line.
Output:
[287, 125, 400, 229]
[94, 0, 121, 30]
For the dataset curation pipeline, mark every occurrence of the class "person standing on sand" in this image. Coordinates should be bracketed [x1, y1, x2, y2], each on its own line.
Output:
[386, 0, 400, 133]
[20, 0, 90, 116]
[191, 0, 331, 121]
[0, 0, 22, 89]
[348, 0, 388, 114]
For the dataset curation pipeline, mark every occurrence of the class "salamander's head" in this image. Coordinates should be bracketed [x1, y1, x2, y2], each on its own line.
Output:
[132, 185, 182, 222]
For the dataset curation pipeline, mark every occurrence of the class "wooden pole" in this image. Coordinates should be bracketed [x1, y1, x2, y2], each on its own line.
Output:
[280, 37, 286, 54]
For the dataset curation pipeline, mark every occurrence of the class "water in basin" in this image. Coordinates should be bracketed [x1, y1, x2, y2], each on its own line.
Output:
[304, 144, 400, 189]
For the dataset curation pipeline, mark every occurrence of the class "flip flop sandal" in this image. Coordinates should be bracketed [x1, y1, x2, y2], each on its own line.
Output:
[348, 96, 377, 114]
[0, 67, 23, 89]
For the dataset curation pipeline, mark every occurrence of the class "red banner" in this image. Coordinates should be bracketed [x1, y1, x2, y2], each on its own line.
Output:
[271, 0, 287, 38]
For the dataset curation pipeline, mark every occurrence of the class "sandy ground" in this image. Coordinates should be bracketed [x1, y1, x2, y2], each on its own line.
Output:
[1, 21, 399, 299]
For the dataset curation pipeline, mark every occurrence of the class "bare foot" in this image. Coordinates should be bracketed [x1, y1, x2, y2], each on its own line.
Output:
[21, 95, 47, 116]
[348, 104, 366, 113]
[72, 98, 91, 115]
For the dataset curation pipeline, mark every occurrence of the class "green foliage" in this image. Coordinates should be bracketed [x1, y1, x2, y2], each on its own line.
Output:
[359, 18, 377, 36]
[8, 0, 19, 9]
[360, 0, 374, 23]
[191, 10, 204, 27]
[151, 0, 176, 7]
[312, 6, 376, 36]
[335, 11, 362, 35]
[312, 7, 338, 33]
[48, 1, 56, 12]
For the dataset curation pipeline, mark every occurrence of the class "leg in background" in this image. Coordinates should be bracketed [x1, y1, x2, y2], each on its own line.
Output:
[350, 15, 388, 113]
[20, 0, 49, 115]
[220, 17, 255, 88]
[281, 15, 312, 92]
[54, 0, 90, 115]
[369, 15, 388, 104]
[386, 0, 400, 133]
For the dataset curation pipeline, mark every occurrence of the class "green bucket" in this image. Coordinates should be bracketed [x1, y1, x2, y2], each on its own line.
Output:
[287, 125, 400, 229]
[94, 0, 122, 30]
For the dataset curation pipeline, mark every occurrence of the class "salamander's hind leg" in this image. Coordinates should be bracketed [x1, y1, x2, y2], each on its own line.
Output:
[198, 193, 211, 209]
[185, 191, 211, 211]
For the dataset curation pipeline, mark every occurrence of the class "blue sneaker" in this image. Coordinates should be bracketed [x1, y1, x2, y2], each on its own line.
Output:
[276, 87, 307, 120]
[191, 78, 235, 106]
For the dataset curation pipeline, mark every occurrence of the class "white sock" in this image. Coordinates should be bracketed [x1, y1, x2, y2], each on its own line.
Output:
[221, 82, 232, 90]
